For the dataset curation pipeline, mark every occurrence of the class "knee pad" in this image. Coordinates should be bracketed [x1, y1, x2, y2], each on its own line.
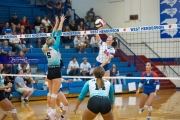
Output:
[11, 109, 17, 113]
[4, 111, 10, 115]
[148, 106, 153, 112]
[47, 93, 51, 97]
[51, 94, 57, 98]
[62, 105, 68, 112]
[60, 102, 64, 108]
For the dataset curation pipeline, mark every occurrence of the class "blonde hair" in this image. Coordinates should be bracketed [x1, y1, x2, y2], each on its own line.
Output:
[42, 37, 55, 54]
[93, 66, 105, 89]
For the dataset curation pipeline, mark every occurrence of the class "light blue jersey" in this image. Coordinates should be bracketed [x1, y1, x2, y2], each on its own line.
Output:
[78, 79, 114, 104]
[0, 73, 4, 87]
[46, 30, 62, 66]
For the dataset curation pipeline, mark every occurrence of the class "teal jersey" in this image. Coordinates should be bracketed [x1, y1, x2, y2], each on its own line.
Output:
[78, 78, 114, 104]
[0, 73, 4, 87]
[46, 30, 61, 66]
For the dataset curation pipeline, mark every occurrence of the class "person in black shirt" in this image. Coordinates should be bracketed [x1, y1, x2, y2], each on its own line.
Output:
[55, 0, 64, 16]
[47, 0, 54, 22]
[69, 20, 78, 31]
[9, 13, 20, 32]
[34, 16, 42, 33]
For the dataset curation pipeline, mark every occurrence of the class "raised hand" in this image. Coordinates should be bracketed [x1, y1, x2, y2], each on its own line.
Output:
[60, 14, 66, 23]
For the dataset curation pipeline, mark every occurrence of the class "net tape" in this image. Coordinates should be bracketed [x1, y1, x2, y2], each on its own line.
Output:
[0, 24, 179, 39]
[2, 74, 180, 80]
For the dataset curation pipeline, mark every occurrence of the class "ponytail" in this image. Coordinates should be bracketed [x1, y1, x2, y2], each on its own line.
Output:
[96, 78, 104, 89]
[42, 43, 49, 54]
[112, 39, 117, 49]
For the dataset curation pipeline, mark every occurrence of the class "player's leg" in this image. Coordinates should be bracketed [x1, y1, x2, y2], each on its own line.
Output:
[146, 92, 156, 120]
[138, 93, 149, 114]
[82, 108, 97, 120]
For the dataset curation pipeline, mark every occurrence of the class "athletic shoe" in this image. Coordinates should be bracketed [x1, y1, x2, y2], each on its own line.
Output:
[24, 98, 29, 102]
[147, 117, 151, 120]
[47, 112, 56, 120]
[73, 78, 77, 82]
[139, 105, 147, 114]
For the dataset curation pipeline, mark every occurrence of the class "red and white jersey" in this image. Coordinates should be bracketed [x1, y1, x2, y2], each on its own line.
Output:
[96, 40, 115, 63]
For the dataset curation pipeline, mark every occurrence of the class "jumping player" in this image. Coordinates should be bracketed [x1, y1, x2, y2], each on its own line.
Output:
[42, 15, 66, 120]
[136, 62, 160, 120]
[0, 64, 18, 120]
[74, 66, 114, 120]
[94, 28, 117, 79]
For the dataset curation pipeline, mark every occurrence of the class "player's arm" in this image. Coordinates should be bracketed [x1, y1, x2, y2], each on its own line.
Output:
[52, 16, 59, 33]
[136, 72, 145, 94]
[153, 72, 160, 93]
[109, 83, 115, 110]
[100, 51, 115, 67]
[75, 82, 89, 111]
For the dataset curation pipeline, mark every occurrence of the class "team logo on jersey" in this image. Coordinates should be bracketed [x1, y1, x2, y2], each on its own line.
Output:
[104, 50, 109, 56]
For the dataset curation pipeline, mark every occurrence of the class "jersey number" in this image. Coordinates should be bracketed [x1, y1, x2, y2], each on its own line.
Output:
[104, 50, 109, 56]
[95, 83, 105, 90]
[47, 52, 51, 58]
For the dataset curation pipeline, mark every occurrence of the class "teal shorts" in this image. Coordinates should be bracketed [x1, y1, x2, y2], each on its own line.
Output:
[16, 87, 25, 93]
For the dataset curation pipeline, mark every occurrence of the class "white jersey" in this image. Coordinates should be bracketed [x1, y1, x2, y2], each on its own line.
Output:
[46, 47, 60, 66]
[96, 40, 115, 63]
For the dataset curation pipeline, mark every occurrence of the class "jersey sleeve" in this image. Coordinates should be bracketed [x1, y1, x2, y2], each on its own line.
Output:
[78, 81, 89, 101]
[109, 48, 115, 57]
[140, 72, 146, 84]
[152, 72, 160, 87]
[52, 30, 62, 51]
[108, 83, 114, 104]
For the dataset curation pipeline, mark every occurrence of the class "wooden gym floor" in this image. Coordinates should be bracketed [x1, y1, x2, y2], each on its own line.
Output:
[0, 90, 180, 120]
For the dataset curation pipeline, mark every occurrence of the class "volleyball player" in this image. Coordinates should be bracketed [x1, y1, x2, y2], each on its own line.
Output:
[94, 28, 117, 79]
[42, 15, 66, 120]
[136, 62, 160, 120]
[0, 64, 18, 120]
[45, 78, 71, 120]
[74, 66, 114, 120]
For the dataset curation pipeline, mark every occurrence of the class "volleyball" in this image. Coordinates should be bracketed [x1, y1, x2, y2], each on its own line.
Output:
[95, 19, 105, 28]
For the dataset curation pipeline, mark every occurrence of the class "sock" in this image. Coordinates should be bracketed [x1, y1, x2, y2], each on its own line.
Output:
[147, 116, 150, 118]
[25, 97, 28, 100]
[21, 97, 24, 101]
[61, 115, 64, 118]
[51, 109, 56, 114]
[49, 107, 52, 112]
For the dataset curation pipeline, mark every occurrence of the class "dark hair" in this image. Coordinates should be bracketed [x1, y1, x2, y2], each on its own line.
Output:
[93, 67, 105, 89]
[146, 62, 153, 67]
[72, 56, 77, 60]
[111, 36, 117, 48]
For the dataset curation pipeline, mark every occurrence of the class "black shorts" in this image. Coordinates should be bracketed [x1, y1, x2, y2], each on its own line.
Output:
[47, 66, 62, 80]
[87, 96, 111, 114]
[0, 90, 6, 101]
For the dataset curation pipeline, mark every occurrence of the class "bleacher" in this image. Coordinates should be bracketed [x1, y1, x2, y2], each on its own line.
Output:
[0, 0, 143, 101]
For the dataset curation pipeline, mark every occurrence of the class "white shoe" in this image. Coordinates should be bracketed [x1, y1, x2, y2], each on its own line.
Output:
[77, 78, 82, 81]
[139, 105, 147, 114]
[73, 78, 77, 82]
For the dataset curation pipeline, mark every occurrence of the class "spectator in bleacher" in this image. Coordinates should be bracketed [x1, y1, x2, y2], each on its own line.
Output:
[61, 26, 72, 44]
[77, 21, 85, 31]
[80, 57, 91, 81]
[86, 8, 96, 28]
[82, 35, 90, 48]
[19, 28, 30, 50]
[7, 50, 12, 56]
[9, 31, 29, 54]
[20, 16, 32, 34]
[55, 0, 64, 16]
[41, 15, 53, 33]
[47, 0, 55, 22]
[110, 64, 122, 85]
[1, 22, 12, 35]
[74, 35, 86, 53]
[90, 35, 99, 53]
[19, 50, 25, 57]
[9, 13, 20, 32]
[14, 70, 34, 102]
[0, 40, 12, 56]
[1, 69, 13, 100]
[64, 0, 74, 24]
[67, 56, 81, 81]
[69, 20, 78, 31]
[18, 64, 34, 89]
[37, 27, 46, 48]
[34, 16, 42, 33]
[3, 64, 16, 84]
[89, 63, 95, 76]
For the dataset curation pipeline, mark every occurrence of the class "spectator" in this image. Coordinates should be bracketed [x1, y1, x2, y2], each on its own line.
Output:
[1, 69, 13, 100]
[77, 21, 85, 31]
[69, 20, 78, 31]
[7, 50, 12, 56]
[37, 27, 46, 48]
[19, 28, 29, 48]
[47, 0, 55, 22]
[61, 26, 72, 44]
[64, 0, 74, 24]
[67, 56, 81, 81]
[9, 31, 29, 54]
[1, 22, 12, 35]
[74, 35, 86, 53]
[34, 16, 42, 33]
[55, 0, 64, 16]
[82, 35, 90, 48]
[0, 41, 12, 56]
[9, 13, 20, 32]
[90, 35, 99, 53]
[20, 16, 32, 34]
[3, 64, 16, 84]
[86, 8, 95, 28]
[41, 15, 53, 33]
[89, 63, 95, 76]
[18, 64, 34, 89]
[14, 70, 34, 102]
[80, 57, 91, 81]
[19, 50, 25, 57]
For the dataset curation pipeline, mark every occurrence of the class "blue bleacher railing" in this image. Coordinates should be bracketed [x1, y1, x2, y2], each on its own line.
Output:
[96, 16, 146, 71]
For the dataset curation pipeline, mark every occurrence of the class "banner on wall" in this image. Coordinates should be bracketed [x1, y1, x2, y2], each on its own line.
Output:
[160, 0, 180, 38]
